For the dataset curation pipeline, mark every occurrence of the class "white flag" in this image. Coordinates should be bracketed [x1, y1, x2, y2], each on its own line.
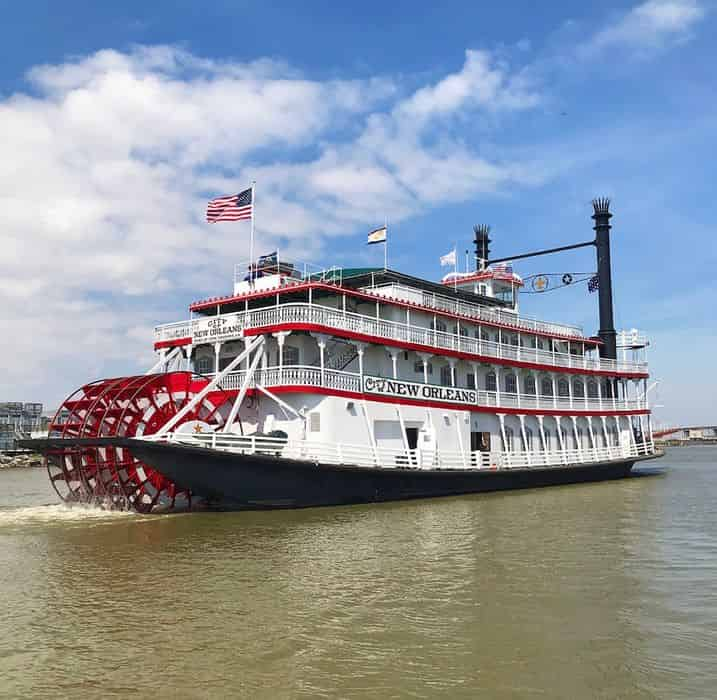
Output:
[367, 226, 387, 244]
[440, 249, 456, 267]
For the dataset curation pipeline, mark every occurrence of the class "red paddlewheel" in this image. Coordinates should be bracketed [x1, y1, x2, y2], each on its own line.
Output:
[46, 372, 234, 513]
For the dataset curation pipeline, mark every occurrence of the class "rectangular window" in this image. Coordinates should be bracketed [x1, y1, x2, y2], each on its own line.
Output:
[284, 346, 299, 365]
[440, 366, 452, 386]
[467, 373, 475, 389]
[309, 412, 321, 432]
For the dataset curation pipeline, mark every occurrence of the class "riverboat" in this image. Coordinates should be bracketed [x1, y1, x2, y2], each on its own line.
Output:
[24, 199, 660, 512]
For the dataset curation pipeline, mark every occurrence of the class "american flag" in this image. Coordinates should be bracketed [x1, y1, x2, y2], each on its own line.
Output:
[206, 187, 253, 223]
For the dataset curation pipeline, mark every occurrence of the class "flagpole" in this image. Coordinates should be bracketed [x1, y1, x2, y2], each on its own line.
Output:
[454, 242, 458, 291]
[384, 217, 388, 271]
[250, 180, 256, 281]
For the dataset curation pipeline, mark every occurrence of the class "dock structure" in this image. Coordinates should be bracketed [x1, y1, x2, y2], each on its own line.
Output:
[653, 426, 717, 446]
[0, 403, 47, 452]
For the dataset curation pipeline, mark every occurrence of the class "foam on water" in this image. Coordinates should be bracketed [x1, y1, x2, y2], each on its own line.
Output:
[0, 502, 137, 527]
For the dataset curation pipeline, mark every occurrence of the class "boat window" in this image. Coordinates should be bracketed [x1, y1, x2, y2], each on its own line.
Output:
[524, 376, 536, 395]
[573, 379, 585, 398]
[525, 427, 534, 450]
[440, 366, 452, 387]
[504, 374, 517, 394]
[587, 380, 598, 398]
[195, 355, 214, 375]
[466, 373, 476, 389]
[485, 372, 497, 392]
[541, 378, 553, 396]
[284, 346, 299, 366]
[558, 378, 570, 397]
[509, 333, 519, 346]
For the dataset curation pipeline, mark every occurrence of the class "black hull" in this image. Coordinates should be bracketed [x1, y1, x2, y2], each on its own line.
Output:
[125, 441, 657, 511]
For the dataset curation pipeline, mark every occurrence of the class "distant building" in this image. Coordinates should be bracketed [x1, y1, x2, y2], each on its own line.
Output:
[654, 426, 717, 444]
[0, 403, 48, 451]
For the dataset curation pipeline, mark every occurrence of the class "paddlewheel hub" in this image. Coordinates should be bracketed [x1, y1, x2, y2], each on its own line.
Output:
[46, 372, 233, 513]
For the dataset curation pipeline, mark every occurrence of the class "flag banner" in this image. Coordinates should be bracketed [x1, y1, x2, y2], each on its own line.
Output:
[206, 187, 253, 223]
[367, 226, 387, 244]
[492, 261, 513, 274]
[588, 274, 599, 293]
[440, 249, 456, 267]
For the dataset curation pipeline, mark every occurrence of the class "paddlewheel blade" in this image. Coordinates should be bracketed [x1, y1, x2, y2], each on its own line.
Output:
[46, 372, 233, 513]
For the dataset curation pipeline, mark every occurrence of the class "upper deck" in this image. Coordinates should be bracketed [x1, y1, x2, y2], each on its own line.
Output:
[154, 264, 648, 377]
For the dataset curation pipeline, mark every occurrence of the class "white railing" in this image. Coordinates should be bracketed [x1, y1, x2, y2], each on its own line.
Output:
[363, 282, 584, 338]
[148, 431, 656, 472]
[232, 259, 344, 285]
[213, 366, 645, 413]
[155, 303, 648, 375]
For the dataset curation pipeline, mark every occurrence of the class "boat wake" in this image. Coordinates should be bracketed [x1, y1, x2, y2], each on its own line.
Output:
[0, 503, 136, 527]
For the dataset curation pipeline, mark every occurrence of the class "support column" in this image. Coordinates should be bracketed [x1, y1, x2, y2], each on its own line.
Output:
[537, 415, 547, 452]
[417, 352, 433, 384]
[498, 414, 508, 454]
[494, 365, 501, 408]
[586, 415, 596, 449]
[555, 415, 566, 463]
[272, 330, 292, 383]
[387, 348, 400, 379]
[571, 416, 582, 461]
[518, 415, 531, 465]
[448, 357, 457, 387]
[601, 416, 609, 449]
[214, 342, 222, 375]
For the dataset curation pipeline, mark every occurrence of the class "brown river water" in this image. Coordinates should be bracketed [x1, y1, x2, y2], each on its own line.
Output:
[0, 447, 715, 699]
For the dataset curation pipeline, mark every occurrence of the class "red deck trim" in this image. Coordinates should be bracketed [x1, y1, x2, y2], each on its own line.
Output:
[243, 323, 648, 379]
[154, 337, 192, 350]
[189, 281, 601, 346]
[243, 384, 650, 418]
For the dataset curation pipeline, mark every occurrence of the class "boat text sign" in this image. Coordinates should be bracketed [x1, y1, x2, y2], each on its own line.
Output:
[192, 315, 244, 343]
[363, 376, 477, 405]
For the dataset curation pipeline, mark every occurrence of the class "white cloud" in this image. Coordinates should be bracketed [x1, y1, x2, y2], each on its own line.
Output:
[584, 0, 706, 56]
[0, 45, 540, 406]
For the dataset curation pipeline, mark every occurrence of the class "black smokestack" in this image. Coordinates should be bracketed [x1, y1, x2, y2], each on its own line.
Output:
[473, 224, 491, 270]
[592, 198, 617, 360]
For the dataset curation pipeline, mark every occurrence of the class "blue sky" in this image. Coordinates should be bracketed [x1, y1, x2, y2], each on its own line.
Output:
[0, 0, 714, 425]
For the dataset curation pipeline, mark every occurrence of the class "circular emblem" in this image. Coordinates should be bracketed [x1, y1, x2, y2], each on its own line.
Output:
[531, 275, 549, 292]
[562, 273, 573, 285]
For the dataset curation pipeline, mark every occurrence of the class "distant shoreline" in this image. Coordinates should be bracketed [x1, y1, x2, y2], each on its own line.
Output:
[0, 453, 44, 469]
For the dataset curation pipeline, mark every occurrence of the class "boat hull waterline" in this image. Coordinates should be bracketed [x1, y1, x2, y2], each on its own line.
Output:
[21, 437, 658, 511]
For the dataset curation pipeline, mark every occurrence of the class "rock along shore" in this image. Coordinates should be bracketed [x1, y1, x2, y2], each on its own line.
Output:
[0, 452, 44, 469]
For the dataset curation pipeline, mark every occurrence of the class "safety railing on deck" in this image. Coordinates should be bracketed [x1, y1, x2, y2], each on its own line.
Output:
[146, 432, 656, 471]
[155, 303, 648, 375]
[214, 366, 644, 412]
[364, 282, 584, 339]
